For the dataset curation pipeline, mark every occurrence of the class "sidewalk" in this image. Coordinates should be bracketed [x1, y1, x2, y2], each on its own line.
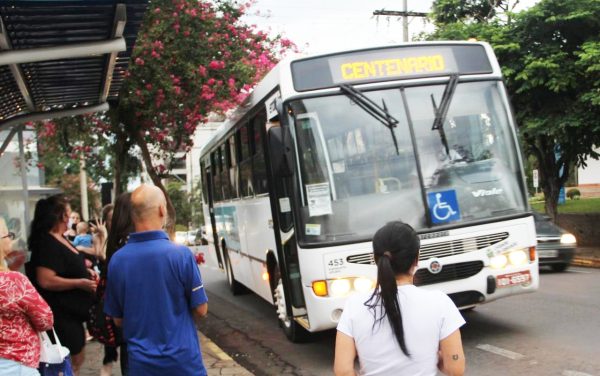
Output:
[80, 331, 253, 376]
[573, 246, 600, 268]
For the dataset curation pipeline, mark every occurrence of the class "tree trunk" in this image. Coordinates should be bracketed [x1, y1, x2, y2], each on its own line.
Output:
[113, 135, 124, 198]
[134, 130, 177, 239]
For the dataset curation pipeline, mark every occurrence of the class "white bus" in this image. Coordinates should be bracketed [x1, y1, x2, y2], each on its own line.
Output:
[199, 42, 539, 341]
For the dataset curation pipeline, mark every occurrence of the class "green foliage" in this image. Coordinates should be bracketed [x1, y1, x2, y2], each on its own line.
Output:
[166, 181, 191, 227]
[431, 0, 503, 24]
[567, 188, 581, 200]
[531, 197, 600, 213]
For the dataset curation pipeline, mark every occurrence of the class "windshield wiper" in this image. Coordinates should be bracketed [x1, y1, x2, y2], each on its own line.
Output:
[340, 83, 400, 155]
[430, 74, 459, 157]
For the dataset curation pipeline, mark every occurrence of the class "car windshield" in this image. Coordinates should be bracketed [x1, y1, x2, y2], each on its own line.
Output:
[288, 80, 527, 245]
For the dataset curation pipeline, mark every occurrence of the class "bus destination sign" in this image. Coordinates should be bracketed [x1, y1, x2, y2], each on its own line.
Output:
[291, 44, 493, 92]
[329, 48, 455, 83]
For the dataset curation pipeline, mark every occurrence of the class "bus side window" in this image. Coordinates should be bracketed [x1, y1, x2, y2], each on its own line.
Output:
[239, 122, 254, 197]
[253, 110, 268, 195]
[200, 160, 208, 204]
[229, 135, 240, 199]
[211, 151, 221, 202]
[221, 143, 231, 200]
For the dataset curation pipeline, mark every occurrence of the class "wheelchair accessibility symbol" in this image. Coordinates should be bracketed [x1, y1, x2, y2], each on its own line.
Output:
[427, 190, 460, 224]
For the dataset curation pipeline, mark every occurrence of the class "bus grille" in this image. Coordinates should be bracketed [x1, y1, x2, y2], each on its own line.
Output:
[414, 261, 484, 286]
[346, 232, 508, 265]
[419, 232, 508, 260]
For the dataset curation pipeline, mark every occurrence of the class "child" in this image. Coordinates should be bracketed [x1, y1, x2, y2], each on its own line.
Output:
[73, 221, 93, 248]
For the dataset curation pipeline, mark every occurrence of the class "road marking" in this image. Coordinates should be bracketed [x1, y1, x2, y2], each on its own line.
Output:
[562, 371, 594, 376]
[567, 268, 592, 274]
[476, 344, 525, 360]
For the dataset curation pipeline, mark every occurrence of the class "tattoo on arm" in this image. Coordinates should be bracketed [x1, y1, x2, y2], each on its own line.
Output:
[452, 354, 459, 361]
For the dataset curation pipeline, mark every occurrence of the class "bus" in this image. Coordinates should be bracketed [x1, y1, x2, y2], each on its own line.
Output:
[198, 42, 539, 342]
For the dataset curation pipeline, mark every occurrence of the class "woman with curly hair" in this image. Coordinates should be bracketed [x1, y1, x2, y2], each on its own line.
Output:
[27, 194, 97, 374]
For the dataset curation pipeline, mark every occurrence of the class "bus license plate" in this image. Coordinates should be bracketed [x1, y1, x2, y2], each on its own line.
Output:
[497, 271, 531, 288]
[538, 249, 559, 258]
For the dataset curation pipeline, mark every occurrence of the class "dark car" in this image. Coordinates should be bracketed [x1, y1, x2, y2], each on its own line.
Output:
[533, 212, 577, 272]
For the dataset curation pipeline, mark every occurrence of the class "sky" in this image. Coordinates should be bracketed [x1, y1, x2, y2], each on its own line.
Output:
[243, 0, 540, 56]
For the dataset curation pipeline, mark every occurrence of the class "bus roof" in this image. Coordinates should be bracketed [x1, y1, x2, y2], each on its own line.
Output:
[198, 41, 501, 159]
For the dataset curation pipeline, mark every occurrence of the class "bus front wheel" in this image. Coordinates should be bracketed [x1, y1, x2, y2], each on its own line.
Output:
[273, 273, 309, 342]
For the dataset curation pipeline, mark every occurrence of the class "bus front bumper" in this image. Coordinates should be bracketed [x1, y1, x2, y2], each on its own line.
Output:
[299, 261, 538, 332]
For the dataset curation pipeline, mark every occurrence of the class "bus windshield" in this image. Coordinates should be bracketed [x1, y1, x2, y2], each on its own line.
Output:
[288, 80, 527, 244]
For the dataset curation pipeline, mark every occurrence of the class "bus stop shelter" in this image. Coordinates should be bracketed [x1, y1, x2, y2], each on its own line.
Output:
[0, 0, 148, 269]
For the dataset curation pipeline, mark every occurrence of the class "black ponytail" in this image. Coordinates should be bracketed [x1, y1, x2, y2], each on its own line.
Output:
[365, 221, 420, 357]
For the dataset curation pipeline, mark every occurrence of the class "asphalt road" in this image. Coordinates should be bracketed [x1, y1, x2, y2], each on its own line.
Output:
[197, 264, 600, 376]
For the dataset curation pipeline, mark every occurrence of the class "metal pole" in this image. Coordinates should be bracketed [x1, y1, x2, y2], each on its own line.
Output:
[80, 155, 89, 221]
[403, 0, 409, 42]
[18, 127, 30, 238]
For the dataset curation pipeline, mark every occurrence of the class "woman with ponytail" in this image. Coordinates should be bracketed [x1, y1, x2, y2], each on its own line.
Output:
[334, 221, 465, 376]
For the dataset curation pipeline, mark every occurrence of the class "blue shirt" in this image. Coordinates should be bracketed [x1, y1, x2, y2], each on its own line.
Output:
[72, 234, 92, 248]
[104, 230, 208, 376]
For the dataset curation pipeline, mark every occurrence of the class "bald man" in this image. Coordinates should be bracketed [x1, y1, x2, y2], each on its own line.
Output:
[104, 185, 208, 375]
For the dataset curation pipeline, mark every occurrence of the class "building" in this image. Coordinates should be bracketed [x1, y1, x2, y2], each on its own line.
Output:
[577, 146, 600, 198]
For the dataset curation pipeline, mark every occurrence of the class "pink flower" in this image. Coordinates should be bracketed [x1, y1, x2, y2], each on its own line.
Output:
[198, 65, 207, 77]
[145, 83, 152, 90]
[154, 7, 161, 13]
[208, 60, 223, 70]
[135, 57, 144, 66]
[207, 78, 215, 85]
[151, 50, 161, 58]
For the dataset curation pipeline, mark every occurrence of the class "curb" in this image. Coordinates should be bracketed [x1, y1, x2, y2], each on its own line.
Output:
[571, 257, 600, 268]
[201, 333, 233, 361]
[198, 332, 254, 376]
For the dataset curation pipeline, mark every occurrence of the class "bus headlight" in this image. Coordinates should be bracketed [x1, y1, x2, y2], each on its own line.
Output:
[353, 277, 375, 293]
[490, 254, 508, 269]
[508, 250, 528, 266]
[560, 233, 577, 245]
[330, 279, 352, 297]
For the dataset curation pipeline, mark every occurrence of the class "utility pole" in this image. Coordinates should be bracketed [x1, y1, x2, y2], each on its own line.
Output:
[373, 0, 428, 42]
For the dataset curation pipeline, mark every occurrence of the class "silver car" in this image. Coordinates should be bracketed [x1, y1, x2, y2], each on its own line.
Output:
[534, 212, 577, 272]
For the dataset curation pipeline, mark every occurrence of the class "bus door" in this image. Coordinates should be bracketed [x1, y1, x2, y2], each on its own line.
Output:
[203, 159, 223, 269]
[266, 119, 307, 312]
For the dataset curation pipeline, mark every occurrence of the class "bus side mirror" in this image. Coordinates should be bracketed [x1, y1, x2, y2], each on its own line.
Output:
[268, 127, 294, 177]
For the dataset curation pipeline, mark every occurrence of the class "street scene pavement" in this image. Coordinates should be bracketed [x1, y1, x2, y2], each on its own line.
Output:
[82, 332, 253, 376]
[193, 250, 600, 376]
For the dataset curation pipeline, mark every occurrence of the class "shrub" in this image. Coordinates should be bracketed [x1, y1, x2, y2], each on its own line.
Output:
[567, 188, 581, 200]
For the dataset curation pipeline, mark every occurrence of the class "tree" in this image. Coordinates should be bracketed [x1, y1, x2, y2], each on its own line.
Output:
[35, 0, 295, 233]
[166, 181, 191, 228]
[427, 0, 600, 219]
[115, 0, 294, 234]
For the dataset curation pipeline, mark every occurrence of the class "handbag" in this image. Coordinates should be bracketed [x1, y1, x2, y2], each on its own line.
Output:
[38, 328, 74, 376]
[39, 328, 70, 364]
[87, 277, 121, 346]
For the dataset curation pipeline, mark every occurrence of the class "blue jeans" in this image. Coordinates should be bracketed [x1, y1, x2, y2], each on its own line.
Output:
[0, 357, 40, 376]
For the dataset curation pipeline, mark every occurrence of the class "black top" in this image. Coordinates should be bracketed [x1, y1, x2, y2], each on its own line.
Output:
[30, 233, 93, 320]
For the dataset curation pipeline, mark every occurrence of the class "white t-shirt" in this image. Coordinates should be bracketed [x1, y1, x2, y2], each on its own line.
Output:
[337, 285, 465, 376]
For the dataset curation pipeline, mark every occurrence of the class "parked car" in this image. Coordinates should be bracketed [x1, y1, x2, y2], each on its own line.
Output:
[533, 212, 577, 272]
[184, 230, 196, 245]
[175, 231, 188, 245]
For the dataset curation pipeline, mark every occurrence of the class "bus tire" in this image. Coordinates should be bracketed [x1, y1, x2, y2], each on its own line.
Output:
[272, 270, 309, 343]
[224, 250, 245, 295]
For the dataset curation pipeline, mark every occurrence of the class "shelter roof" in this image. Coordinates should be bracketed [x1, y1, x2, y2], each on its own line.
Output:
[0, 0, 148, 132]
